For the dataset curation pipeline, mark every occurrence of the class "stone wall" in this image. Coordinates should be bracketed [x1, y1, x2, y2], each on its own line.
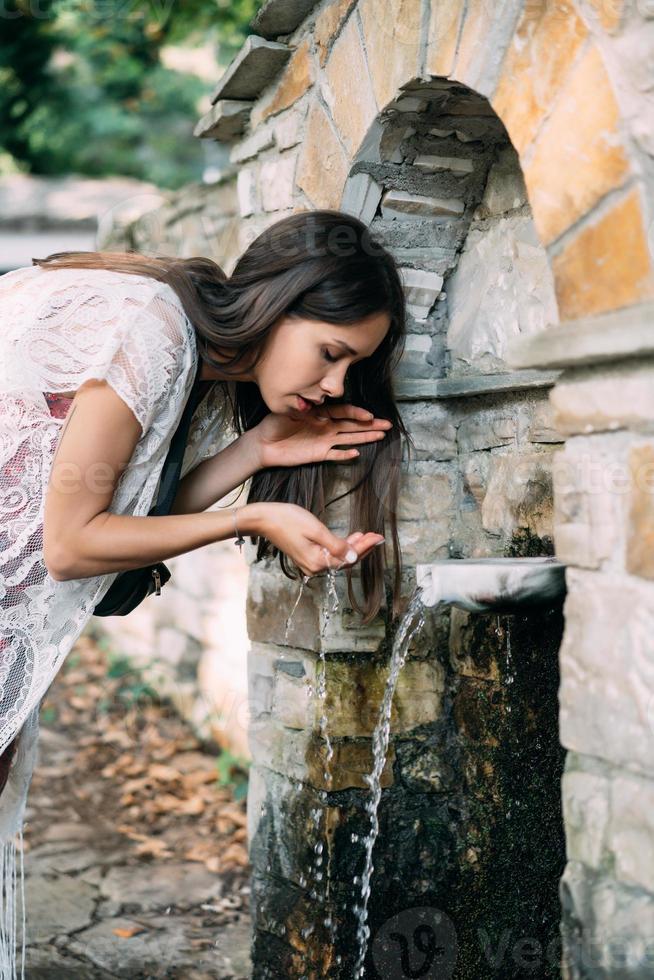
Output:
[105, 0, 654, 976]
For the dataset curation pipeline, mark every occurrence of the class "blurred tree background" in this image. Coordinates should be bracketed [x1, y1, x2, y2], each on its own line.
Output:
[0, 0, 263, 189]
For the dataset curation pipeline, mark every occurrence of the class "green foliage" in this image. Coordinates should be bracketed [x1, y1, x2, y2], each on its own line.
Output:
[0, 0, 263, 187]
[216, 748, 250, 801]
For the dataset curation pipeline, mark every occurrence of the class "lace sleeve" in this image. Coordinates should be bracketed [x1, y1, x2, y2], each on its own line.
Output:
[4, 272, 194, 435]
[181, 381, 237, 478]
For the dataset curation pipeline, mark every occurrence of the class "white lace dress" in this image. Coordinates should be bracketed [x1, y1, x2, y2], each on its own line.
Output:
[0, 263, 231, 977]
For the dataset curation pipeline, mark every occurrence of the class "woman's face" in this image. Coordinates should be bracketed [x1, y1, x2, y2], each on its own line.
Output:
[250, 311, 391, 416]
[204, 311, 392, 414]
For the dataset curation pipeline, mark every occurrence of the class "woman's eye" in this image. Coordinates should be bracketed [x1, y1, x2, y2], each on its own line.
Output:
[322, 349, 338, 363]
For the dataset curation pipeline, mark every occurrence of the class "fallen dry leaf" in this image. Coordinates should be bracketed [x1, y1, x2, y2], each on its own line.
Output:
[112, 925, 149, 938]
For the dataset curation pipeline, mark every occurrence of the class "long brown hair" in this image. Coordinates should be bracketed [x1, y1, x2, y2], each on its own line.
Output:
[33, 209, 413, 624]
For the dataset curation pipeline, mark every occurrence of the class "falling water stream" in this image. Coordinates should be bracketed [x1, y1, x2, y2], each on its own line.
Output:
[282, 565, 432, 977]
[352, 588, 428, 978]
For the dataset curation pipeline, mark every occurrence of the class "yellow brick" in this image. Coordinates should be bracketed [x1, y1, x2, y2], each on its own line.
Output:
[586, 0, 626, 32]
[315, 0, 357, 67]
[358, 0, 422, 110]
[324, 12, 378, 155]
[492, 0, 588, 155]
[626, 444, 654, 581]
[251, 38, 313, 129]
[296, 102, 349, 208]
[452, 0, 500, 91]
[552, 189, 654, 320]
[425, 0, 466, 78]
[524, 45, 630, 245]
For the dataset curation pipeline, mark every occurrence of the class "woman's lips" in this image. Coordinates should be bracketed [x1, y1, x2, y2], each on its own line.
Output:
[296, 395, 313, 412]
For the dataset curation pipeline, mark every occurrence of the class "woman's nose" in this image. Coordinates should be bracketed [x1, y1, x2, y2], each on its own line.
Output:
[320, 369, 346, 398]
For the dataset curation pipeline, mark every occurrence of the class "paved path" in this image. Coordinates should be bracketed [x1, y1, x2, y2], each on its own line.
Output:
[15, 636, 252, 978]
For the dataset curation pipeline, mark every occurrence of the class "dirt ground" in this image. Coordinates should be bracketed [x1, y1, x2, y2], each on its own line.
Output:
[16, 631, 252, 979]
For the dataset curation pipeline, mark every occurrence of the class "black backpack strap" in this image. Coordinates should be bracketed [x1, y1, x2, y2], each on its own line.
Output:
[150, 358, 210, 517]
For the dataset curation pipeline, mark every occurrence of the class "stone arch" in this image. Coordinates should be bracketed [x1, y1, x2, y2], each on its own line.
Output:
[299, 0, 654, 324]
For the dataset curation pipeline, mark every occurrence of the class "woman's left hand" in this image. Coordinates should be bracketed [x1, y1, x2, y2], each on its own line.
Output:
[252, 403, 393, 469]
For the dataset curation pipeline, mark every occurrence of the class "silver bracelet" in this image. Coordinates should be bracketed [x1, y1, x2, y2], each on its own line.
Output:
[233, 508, 245, 552]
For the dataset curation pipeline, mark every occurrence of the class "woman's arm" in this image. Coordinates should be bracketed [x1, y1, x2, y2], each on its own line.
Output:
[43, 380, 265, 580]
[170, 428, 264, 515]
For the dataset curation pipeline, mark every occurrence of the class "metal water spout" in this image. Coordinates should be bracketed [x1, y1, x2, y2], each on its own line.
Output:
[416, 557, 567, 613]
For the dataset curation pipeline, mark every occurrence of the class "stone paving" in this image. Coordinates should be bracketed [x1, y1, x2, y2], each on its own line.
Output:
[14, 646, 252, 979]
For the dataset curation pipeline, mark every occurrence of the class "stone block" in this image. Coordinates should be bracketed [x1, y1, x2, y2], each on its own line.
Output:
[251, 0, 318, 39]
[394, 333, 434, 378]
[273, 106, 305, 149]
[323, 12, 378, 155]
[523, 398, 566, 444]
[551, 188, 654, 320]
[260, 153, 297, 211]
[451, 0, 518, 97]
[247, 563, 320, 650]
[381, 189, 464, 219]
[229, 125, 275, 163]
[586, 0, 627, 31]
[248, 717, 393, 791]
[306, 736, 395, 790]
[561, 764, 610, 870]
[296, 101, 349, 208]
[456, 413, 517, 453]
[626, 443, 654, 580]
[390, 95, 427, 112]
[194, 100, 251, 141]
[560, 860, 654, 976]
[248, 642, 276, 720]
[247, 563, 385, 654]
[524, 45, 629, 246]
[491, 1, 588, 155]
[425, 0, 465, 77]
[401, 404, 458, 461]
[248, 717, 313, 783]
[550, 361, 654, 436]
[399, 267, 444, 320]
[251, 37, 314, 128]
[552, 436, 624, 569]
[340, 172, 383, 225]
[558, 568, 654, 778]
[609, 772, 654, 892]
[380, 122, 415, 163]
[358, 0, 422, 111]
[317, 573, 387, 654]
[321, 658, 445, 737]
[446, 213, 559, 372]
[396, 471, 455, 522]
[481, 451, 554, 538]
[413, 154, 474, 174]
[210, 35, 291, 104]
[237, 166, 259, 217]
[315, 0, 358, 66]
[398, 515, 450, 566]
[475, 147, 527, 218]
[461, 454, 489, 509]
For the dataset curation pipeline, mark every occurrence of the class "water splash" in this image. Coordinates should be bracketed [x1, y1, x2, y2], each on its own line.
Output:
[284, 573, 311, 644]
[352, 588, 429, 979]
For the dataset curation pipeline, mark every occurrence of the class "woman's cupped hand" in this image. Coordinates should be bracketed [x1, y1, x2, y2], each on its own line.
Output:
[252, 402, 393, 470]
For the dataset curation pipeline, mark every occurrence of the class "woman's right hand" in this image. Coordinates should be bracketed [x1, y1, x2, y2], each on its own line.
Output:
[243, 502, 384, 578]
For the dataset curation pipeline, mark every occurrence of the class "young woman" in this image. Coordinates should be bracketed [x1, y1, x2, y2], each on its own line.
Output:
[0, 208, 410, 971]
